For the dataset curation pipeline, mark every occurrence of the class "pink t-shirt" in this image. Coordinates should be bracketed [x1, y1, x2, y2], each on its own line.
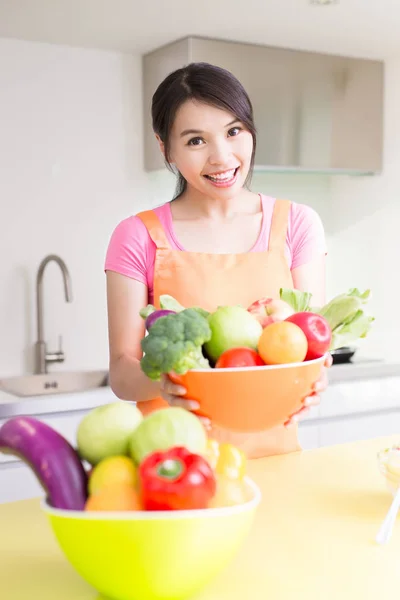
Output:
[105, 195, 326, 303]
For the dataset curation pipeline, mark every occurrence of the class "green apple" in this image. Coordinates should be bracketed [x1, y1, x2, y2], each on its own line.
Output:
[204, 305, 263, 362]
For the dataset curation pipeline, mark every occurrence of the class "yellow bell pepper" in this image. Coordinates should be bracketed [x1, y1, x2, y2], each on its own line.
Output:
[216, 443, 246, 480]
[205, 438, 220, 469]
[208, 475, 249, 508]
[205, 440, 246, 480]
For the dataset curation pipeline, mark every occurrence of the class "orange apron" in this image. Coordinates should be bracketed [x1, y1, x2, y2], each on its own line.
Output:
[136, 198, 301, 458]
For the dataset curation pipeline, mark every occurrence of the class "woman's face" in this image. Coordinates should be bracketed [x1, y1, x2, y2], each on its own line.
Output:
[163, 100, 254, 197]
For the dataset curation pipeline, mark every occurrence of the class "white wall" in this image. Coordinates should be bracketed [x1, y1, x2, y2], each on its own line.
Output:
[0, 38, 334, 377]
[329, 56, 400, 362]
[0, 38, 151, 375]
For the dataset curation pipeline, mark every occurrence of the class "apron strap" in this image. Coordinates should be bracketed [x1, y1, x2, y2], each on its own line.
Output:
[268, 199, 291, 252]
[136, 210, 171, 250]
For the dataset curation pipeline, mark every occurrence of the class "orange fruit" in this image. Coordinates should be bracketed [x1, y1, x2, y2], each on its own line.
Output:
[257, 321, 308, 365]
[85, 483, 143, 512]
[88, 455, 137, 496]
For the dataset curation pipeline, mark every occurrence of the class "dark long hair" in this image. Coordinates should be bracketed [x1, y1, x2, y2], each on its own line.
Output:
[151, 62, 257, 199]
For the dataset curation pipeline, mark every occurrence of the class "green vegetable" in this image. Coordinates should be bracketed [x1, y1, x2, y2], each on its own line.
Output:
[279, 288, 312, 312]
[139, 304, 157, 319]
[129, 407, 207, 465]
[160, 295, 210, 318]
[139, 295, 185, 321]
[318, 288, 371, 331]
[330, 310, 374, 350]
[191, 306, 210, 319]
[141, 295, 210, 322]
[279, 287, 374, 351]
[77, 402, 143, 466]
[159, 294, 186, 312]
[140, 308, 212, 381]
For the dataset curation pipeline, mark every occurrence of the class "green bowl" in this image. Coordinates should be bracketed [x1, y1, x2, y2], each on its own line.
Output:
[42, 477, 261, 600]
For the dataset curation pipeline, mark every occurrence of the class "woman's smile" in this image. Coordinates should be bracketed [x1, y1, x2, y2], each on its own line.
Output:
[203, 167, 240, 187]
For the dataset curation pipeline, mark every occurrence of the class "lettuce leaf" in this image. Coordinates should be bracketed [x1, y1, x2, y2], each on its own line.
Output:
[330, 311, 375, 350]
[279, 288, 312, 312]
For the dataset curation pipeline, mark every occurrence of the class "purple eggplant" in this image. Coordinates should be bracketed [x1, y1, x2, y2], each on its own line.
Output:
[145, 309, 175, 331]
[0, 416, 88, 510]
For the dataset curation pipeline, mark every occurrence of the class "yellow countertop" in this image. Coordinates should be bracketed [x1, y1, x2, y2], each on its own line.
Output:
[2, 435, 400, 600]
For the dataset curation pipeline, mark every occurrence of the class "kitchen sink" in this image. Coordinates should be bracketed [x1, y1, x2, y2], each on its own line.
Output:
[0, 370, 109, 397]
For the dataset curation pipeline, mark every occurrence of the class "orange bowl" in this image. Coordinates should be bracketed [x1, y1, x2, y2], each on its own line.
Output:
[171, 356, 325, 432]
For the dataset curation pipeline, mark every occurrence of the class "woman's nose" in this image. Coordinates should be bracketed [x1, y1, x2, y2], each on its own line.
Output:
[208, 139, 232, 165]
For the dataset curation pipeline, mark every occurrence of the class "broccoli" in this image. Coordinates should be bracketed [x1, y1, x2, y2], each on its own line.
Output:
[140, 308, 212, 381]
[191, 306, 210, 319]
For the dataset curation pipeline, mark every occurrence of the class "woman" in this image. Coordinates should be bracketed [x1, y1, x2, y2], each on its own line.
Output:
[105, 62, 330, 459]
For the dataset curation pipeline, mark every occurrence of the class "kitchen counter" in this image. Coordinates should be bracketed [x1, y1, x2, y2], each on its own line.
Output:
[1, 435, 400, 600]
[1, 357, 399, 420]
[0, 387, 117, 419]
[328, 357, 400, 383]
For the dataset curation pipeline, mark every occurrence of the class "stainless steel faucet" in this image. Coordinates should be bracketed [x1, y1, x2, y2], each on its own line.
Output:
[34, 254, 73, 374]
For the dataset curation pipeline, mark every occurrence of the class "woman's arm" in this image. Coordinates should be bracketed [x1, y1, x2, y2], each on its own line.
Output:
[286, 254, 330, 427]
[106, 270, 161, 402]
[289, 202, 327, 308]
[291, 254, 326, 308]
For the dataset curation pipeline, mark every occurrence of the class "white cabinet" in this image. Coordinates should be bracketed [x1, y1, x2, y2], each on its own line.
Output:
[0, 461, 42, 503]
[320, 410, 400, 447]
[41, 410, 89, 447]
[317, 375, 400, 447]
[298, 423, 320, 450]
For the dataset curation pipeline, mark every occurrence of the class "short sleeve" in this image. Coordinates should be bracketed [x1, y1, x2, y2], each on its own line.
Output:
[104, 216, 155, 287]
[288, 203, 327, 270]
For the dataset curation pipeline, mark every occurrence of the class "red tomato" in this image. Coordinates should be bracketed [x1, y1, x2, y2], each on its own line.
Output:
[215, 347, 265, 369]
[285, 312, 332, 361]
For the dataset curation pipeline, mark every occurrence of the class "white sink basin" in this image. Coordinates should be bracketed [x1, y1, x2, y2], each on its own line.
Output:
[0, 370, 109, 397]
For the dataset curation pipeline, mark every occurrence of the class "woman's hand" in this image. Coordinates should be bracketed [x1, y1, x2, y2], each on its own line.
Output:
[160, 374, 211, 430]
[284, 352, 332, 428]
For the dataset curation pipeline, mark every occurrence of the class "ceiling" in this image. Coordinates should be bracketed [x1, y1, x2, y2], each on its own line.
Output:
[0, 0, 399, 60]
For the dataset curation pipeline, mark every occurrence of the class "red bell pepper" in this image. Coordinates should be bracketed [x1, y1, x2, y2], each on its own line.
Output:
[139, 446, 216, 511]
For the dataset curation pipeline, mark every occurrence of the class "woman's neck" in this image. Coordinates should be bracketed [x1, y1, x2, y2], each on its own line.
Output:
[173, 186, 260, 220]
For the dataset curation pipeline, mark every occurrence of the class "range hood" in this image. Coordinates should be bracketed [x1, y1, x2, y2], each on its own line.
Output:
[142, 37, 384, 175]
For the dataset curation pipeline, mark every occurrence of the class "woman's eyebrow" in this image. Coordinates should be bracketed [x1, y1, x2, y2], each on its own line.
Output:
[179, 119, 240, 138]
[180, 128, 203, 138]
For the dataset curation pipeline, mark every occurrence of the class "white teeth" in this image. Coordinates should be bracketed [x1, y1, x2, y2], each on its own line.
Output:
[206, 169, 236, 181]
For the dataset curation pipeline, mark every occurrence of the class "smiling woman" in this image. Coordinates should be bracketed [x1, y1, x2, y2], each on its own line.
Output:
[104, 62, 329, 459]
[151, 63, 257, 199]
[165, 103, 253, 201]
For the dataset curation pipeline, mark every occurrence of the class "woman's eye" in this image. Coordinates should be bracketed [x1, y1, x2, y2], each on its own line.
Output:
[228, 127, 242, 137]
[187, 137, 204, 146]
